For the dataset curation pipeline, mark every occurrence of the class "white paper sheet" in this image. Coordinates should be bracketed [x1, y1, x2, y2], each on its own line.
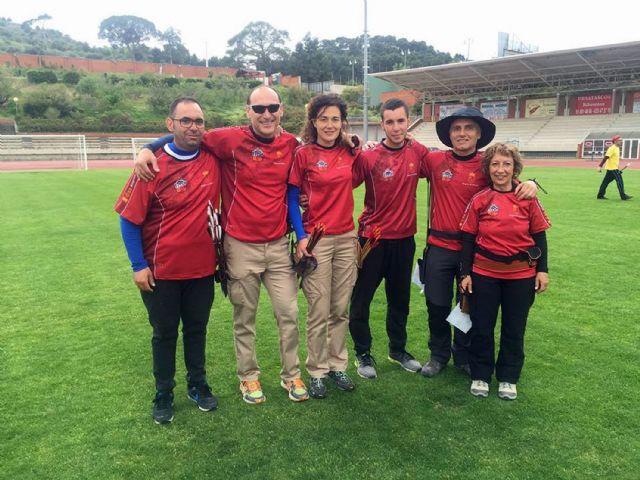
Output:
[446, 302, 472, 333]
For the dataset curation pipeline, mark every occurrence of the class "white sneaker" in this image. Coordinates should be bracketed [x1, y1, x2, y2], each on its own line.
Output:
[470, 380, 489, 397]
[498, 382, 517, 400]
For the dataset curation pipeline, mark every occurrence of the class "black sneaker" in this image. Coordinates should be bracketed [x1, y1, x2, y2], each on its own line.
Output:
[153, 390, 174, 425]
[188, 383, 218, 412]
[328, 371, 356, 391]
[388, 351, 422, 372]
[420, 359, 446, 378]
[354, 353, 377, 379]
[309, 377, 328, 399]
[622, 195, 633, 200]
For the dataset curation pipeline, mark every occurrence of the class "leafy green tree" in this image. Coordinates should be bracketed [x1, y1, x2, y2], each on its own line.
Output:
[342, 86, 363, 108]
[288, 35, 331, 83]
[75, 77, 98, 95]
[26, 70, 58, 84]
[207, 55, 242, 68]
[22, 85, 74, 118]
[226, 21, 290, 74]
[158, 27, 191, 65]
[21, 14, 52, 30]
[98, 15, 158, 59]
[0, 68, 16, 104]
[62, 71, 81, 85]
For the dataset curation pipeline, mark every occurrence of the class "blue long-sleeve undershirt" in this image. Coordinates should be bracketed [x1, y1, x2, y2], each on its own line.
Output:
[144, 134, 174, 151]
[119, 217, 148, 272]
[287, 184, 307, 241]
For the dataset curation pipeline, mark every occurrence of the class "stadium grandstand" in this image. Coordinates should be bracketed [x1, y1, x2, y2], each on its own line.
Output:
[373, 41, 640, 160]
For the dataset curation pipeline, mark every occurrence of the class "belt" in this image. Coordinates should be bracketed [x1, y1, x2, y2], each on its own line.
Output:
[428, 228, 462, 241]
[474, 257, 533, 272]
[475, 245, 541, 266]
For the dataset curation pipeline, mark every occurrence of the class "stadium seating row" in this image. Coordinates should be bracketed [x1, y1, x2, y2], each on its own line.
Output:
[411, 113, 640, 156]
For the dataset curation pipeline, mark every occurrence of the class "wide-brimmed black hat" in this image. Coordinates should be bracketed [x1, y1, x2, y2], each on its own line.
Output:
[436, 106, 496, 150]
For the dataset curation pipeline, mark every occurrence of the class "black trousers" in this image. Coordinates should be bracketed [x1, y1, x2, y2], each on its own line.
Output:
[468, 273, 535, 384]
[597, 169, 626, 198]
[424, 245, 469, 365]
[349, 236, 415, 356]
[141, 275, 215, 392]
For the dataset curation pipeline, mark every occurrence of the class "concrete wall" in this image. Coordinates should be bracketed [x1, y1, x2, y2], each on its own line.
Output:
[0, 52, 301, 85]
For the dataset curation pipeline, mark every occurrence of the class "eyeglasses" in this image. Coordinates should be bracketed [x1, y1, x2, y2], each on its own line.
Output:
[250, 104, 280, 114]
[171, 117, 205, 128]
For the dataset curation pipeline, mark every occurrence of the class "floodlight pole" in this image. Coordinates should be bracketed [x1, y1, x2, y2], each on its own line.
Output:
[363, 0, 369, 142]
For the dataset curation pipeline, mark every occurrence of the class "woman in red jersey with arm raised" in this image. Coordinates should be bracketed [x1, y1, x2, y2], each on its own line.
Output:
[459, 143, 550, 401]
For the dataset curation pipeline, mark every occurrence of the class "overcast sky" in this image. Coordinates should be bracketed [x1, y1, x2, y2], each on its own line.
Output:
[8, 0, 640, 68]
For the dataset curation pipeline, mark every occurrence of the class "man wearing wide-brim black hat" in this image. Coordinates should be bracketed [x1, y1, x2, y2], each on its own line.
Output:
[435, 106, 496, 150]
[420, 106, 538, 378]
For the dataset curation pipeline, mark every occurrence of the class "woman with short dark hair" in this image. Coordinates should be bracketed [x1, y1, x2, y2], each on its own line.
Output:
[459, 143, 550, 400]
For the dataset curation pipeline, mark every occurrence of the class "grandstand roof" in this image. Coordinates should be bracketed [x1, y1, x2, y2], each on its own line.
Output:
[372, 41, 640, 102]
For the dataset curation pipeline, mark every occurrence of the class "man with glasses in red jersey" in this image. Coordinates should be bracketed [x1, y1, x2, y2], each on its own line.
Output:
[134, 86, 309, 405]
[116, 97, 221, 424]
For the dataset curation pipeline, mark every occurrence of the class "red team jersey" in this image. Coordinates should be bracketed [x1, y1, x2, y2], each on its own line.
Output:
[459, 187, 551, 280]
[425, 150, 489, 251]
[115, 147, 221, 280]
[352, 140, 429, 239]
[202, 126, 299, 243]
[288, 143, 356, 235]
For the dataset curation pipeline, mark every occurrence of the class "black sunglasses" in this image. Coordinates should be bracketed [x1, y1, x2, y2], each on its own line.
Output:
[171, 117, 205, 128]
[250, 104, 280, 114]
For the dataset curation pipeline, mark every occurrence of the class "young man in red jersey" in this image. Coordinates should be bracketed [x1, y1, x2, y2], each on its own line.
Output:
[349, 98, 428, 378]
[134, 87, 309, 405]
[420, 107, 537, 378]
[116, 97, 221, 424]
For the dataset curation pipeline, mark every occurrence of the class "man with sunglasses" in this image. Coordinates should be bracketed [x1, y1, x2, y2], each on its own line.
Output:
[116, 97, 221, 424]
[134, 86, 309, 405]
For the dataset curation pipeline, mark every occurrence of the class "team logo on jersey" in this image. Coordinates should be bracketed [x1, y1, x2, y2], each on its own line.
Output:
[382, 168, 394, 180]
[467, 172, 476, 182]
[512, 203, 519, 213]
[441, 169, 453, 182]
[276, 150, 283, 158]
[317, 159, 328, 170]
[202, 170, 209, 177]
[174, 179, 188, 192]
[251, 148, 265, 162]
[408, 162, 415, 172]
[487, 203, 499, 216]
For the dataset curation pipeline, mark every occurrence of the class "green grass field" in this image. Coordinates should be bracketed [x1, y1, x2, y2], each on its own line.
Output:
[1, 166, 639, 479]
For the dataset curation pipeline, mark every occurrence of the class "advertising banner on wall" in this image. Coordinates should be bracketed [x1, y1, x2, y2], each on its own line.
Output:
[437, 104, 466, 120]
[575, 94, 612, 115]
[633, 92, 640, 113]
[480, 101, 508, 120]
[524, 98, 556, 118]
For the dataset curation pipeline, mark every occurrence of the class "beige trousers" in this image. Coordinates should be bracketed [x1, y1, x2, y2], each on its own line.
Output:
[224, 234, 300, 382]
[301, 231, 358, 377]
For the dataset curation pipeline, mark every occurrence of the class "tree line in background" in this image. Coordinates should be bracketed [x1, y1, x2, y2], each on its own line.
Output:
[0, 15, 463, 83]
[0, 66, 335, 134]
